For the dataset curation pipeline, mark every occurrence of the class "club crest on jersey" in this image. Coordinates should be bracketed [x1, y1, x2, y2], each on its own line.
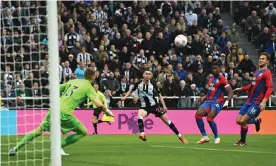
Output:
[208, 87, 216, 91]
[259, 73, 263, 77]
[252, 77, 256, 81]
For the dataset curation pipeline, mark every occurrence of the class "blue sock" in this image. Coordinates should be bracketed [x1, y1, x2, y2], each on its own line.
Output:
[195, 115, 207, 137]
[248, 118, 257, 124]
[240, 126, 248, 142]
[207, 118, 219, 138]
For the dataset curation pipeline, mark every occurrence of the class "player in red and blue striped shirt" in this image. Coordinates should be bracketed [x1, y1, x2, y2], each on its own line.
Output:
[195, 62, 233, 144]
[233, 52, 273, 146]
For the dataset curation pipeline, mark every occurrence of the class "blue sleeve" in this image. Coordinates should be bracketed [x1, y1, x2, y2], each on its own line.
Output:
[265, 43, 273, 54]
[74, 69, 78, 75]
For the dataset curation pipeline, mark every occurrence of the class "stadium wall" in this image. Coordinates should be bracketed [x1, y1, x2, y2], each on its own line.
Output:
[1, 110, 276, 135]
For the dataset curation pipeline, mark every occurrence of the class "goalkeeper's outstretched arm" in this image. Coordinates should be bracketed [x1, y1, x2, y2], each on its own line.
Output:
[89, 98, 113, 117]
[60, 82, 69, 93]
[87, 87, 114, 117]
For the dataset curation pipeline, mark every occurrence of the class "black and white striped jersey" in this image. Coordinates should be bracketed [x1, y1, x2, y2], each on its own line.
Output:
[131, 80, 161, 108]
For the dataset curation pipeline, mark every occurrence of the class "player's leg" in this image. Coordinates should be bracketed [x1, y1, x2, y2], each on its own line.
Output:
[92, 108, 101, 135]
[92, 108, 112, 135]
[242, 105, 262, 132]
[92, 115, 99, 135]
[8, 112, 51, 156]
[195, 102, 210, 144]
[8, 127, 43, 156]
[207, 103, 222, 144]
[237, 104, 261, 145]
[235, 104, 249, 146]
[137, 108, 148, 141]
[61, 117, 87, 149]
[159, 112, 188, 144]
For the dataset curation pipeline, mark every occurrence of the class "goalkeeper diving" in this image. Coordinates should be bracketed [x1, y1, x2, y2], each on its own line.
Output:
[8, 68, 114, 156]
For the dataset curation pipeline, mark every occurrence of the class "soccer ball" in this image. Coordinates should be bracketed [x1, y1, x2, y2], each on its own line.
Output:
[174, 35, 187, 48]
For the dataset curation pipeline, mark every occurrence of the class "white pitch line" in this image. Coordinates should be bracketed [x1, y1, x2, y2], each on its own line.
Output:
[151, 145, 276, 155]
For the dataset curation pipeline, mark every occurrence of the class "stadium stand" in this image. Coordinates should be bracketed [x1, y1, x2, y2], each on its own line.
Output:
[0, 1, 275, 109]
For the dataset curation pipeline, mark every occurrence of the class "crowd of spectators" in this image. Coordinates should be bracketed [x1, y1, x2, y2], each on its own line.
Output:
[0, 1, 274, 109]
[234, 1, 276, 72]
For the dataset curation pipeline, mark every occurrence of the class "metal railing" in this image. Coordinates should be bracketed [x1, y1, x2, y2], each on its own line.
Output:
[112, 96, 274, 108]
[1, 96, 275, 108]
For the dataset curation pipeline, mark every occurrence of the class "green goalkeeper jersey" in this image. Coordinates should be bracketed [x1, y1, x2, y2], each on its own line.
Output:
[60, 79, 97, 115]
[86, 90, 107, 109]
[93, 91, 107, 109]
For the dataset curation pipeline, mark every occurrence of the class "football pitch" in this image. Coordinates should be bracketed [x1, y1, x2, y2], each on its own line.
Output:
[1, 135, 276, 166]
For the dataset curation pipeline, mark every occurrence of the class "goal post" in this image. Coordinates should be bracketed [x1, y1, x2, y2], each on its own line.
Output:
[0, 1, 61, 166]
[47, 1, 61, 166]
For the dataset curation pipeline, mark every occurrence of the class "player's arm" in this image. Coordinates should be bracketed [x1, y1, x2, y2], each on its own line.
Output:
[87, 87, 113, 116]
[60, 82, 69, 93]
[121, 83, 138, 100]
[241, 84, 251, 91]
[153, 83, 167, 111]
[86, 92, 106, 107]
[100, 92, 108, 107]
[86, 100, 94, 107]
[221, 76, 233, 107]
[158, 94, 167, 111]
[224, 83, 233, 102]
[234, 83, 251, 93]
[260, 71, 273, 110]
[263, 71, 273, 101]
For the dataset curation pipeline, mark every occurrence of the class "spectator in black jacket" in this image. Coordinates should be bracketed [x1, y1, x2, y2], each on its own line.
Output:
[187, 20, 201, 36]
[191, 35, 204, 55]
[118, 76, 130, 97]
[198, 9, 208, 28]
[121, 62, 136, 84]
[140, 32, 153, 58]
[153, 32, 169, 59]
[177, 80, 192, 108]
[256, 27, 271, 49]
[238, 54, 257, 75]
[111, 32, 125, 51]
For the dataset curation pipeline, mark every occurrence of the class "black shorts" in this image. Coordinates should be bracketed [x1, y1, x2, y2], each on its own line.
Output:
[93, 107, 102, 118]
[140, 105, 166, 117]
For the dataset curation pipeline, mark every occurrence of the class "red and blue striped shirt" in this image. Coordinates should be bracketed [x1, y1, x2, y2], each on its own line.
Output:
[206, 74, 230, 104]
[241, 69, 273, 104]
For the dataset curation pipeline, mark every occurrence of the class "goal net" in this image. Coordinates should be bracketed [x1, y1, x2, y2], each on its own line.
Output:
[1, 1, 60, 166]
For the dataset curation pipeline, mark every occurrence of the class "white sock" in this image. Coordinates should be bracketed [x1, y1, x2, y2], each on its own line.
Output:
[141, 132, 145, 135]
[177, 133, 182, 138]
[203, 136, 209, 139]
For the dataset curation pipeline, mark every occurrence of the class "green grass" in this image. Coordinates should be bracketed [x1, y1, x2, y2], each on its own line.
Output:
[1, 135, 276, 166]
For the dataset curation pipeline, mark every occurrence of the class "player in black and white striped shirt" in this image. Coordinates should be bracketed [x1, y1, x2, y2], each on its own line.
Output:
[122, 70, 188, 143]
[77, 47, 91, 66]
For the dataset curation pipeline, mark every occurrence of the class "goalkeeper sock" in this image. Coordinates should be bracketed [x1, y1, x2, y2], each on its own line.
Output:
[138, 117, 144, 133]
[93, 123, 98, 134]
[195, 115, 207, 137]
[167, 120, 182, 137]
[15, 128, 42, 150]
[61, 134, 85, 148]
